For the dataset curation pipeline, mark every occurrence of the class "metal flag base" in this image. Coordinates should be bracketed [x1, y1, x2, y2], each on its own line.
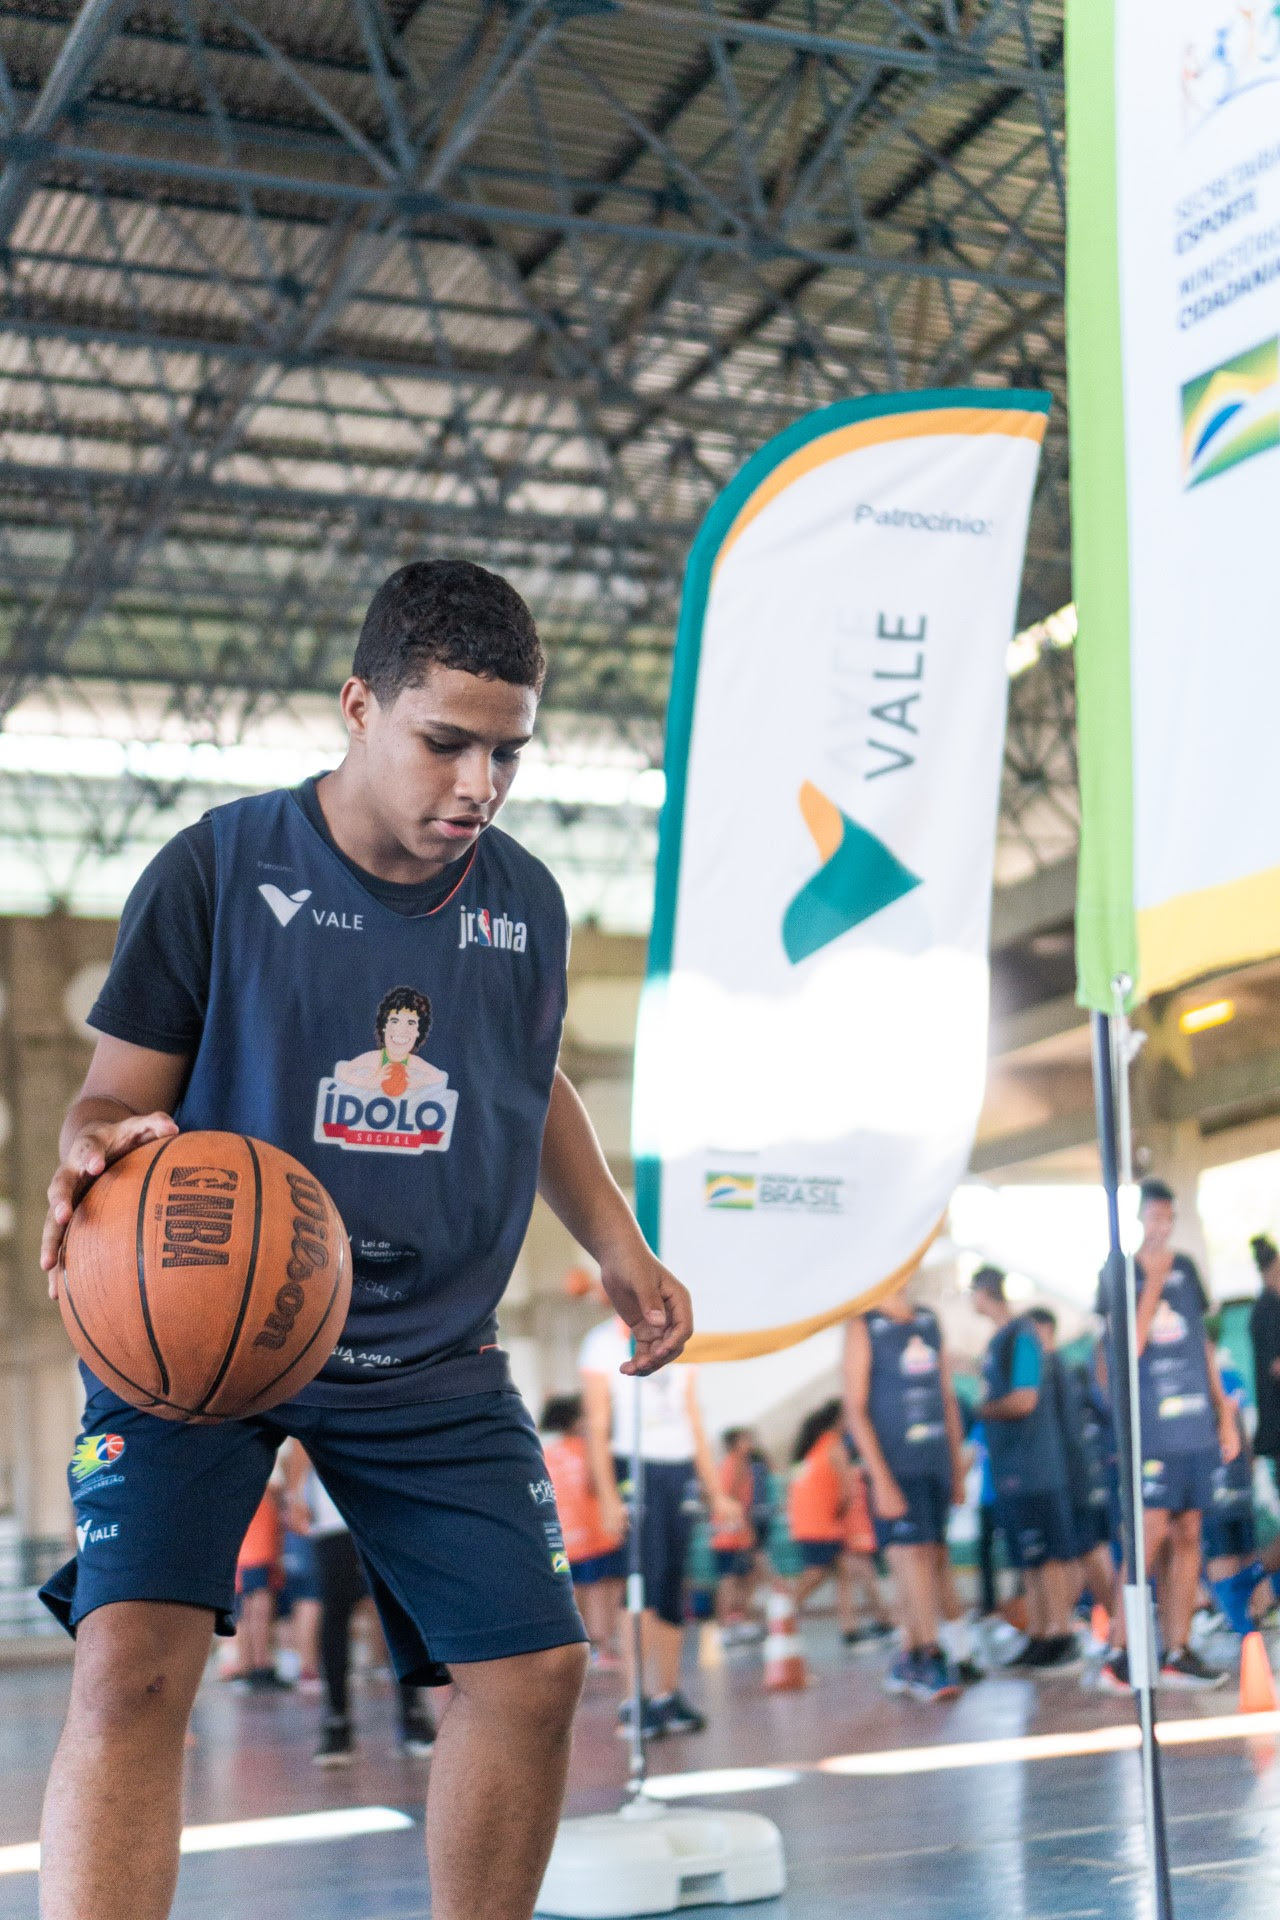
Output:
[536, 1374, 786, 1919]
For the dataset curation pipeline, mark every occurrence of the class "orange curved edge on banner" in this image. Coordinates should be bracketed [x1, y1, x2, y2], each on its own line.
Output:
[713, 406, 1048, 578]
[678, 1217, 946, 1363]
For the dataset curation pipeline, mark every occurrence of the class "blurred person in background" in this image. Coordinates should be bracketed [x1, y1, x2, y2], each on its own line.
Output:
[581, 1314, 740, 1739]
[845, 1284, 969, 1700]
[711, 1428, 763, 1645]
[1027, 1309, 1117, 1626]
[1249, 1234, 1280, 1497]
[972, 1270, 1081, 1676]
[788, 1400, 895, 1655]
[1200, 1355, 1280, 1638]
[539, 1394, 625, 1665]
[284, 1446, 436, 1766]
[1095, 1178, 1237, 1691]
[232, 1484, 290, 1691]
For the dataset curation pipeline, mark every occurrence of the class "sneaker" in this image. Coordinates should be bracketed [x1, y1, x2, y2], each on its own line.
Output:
[313, 1718, 354, 1767]
[400, 1708, 436, 1756]
[1097, 1649, 1130, 1693]
[883, 1651, 915, 1696]
[954, 1658, 986, 1686]
[616, 1696, 665, 1740]
[1028, 1636, 1083, 1677]
[1160, 1647, 1228, 1689]
[1002, 1637, 1045, 1670]
[654, 1690, 706, 1735]
[907, 1649, 961, 1704]
[246, 1667, 294, 1693]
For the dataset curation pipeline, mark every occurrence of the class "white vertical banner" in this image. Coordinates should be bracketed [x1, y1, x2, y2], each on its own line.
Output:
[1071, 0, 1280, 1009]
[634, 391, 1048, 1359]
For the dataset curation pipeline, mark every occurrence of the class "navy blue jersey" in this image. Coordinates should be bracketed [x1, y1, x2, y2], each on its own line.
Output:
[95, 788, 568, 1405]
[982, 1317, 1068, 1497]
[1135, 1256, 1217, 1456]
[1053, 1359, 1110, 1511]
[865, 1306, 951, 1481]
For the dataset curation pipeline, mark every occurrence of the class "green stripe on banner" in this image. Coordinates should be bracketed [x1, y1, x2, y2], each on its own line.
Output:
[1066, 0, 1137, 1013]
[635, 386, 1054, 1254]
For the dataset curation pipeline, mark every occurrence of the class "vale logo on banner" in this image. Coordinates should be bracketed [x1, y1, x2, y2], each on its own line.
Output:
[781, 782, 921, 964]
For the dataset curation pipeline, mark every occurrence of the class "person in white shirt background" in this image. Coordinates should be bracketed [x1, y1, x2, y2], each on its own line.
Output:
[580, 1316, 741, 1738]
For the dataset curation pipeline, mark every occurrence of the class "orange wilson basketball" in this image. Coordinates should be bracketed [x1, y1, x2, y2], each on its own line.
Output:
[58, 1131, 351, 1423]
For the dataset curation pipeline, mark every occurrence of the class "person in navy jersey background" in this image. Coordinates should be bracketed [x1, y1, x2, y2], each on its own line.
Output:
[1095, 1177, 1237, 1692]
[35, 560, 694, 1920]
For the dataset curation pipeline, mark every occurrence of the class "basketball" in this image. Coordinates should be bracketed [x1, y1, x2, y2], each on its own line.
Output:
[58, 1131, 351, 1423]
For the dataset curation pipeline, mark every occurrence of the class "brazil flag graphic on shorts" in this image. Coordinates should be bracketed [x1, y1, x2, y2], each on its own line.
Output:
[781, 782, 921, 964]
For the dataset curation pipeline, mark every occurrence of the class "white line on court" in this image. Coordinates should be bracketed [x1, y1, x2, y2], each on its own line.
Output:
[0, 1806, 414, 1876]
[643, 1709, 1280, 1797]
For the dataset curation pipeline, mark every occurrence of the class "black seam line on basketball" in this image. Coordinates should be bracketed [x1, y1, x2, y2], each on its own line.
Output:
[135, 1138, 177, 1402]
[61, 1268, 198, 1417]
[191, 1136, 264, 1417]
[240, 1223, 347, 1411]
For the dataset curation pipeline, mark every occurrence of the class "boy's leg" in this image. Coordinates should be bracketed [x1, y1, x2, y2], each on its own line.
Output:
[427, 1646, 588, 1920]
[41, 1602, 214, 1920]
[885, 1544, 934, 1649]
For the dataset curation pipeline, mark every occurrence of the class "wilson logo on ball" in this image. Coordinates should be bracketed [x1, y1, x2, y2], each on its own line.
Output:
[253, 1172, 330, 1352]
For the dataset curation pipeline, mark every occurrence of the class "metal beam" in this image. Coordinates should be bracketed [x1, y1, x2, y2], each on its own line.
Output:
[0, 0, 128, 244]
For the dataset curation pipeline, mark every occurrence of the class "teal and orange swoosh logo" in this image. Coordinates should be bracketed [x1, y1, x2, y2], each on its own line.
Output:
[782, 783, 921, 964]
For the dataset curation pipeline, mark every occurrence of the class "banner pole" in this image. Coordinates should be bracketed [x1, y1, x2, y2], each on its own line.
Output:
[625, 1372, 648, 1800]
[1091, 994, 1175, 1918]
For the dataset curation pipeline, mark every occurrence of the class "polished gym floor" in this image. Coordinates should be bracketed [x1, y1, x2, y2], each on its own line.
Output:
[3, 1621, 1280, 1918]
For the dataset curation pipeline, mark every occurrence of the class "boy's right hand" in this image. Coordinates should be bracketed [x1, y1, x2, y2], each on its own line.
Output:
[600, 1488, 629, 1543]
[42, 1111, 179, 1294]
[873, 1475, 908, 1522]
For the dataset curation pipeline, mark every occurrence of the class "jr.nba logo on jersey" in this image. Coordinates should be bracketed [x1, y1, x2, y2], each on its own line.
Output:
[313, 985, 458, 1154]
[459, 906, 527, 950]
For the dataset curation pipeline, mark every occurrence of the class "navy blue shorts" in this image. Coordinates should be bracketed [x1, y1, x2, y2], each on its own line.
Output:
[279, 1528, 319, 1611]
[795, 1539, 842, 1570]
[1203, 1511, 1256, 1561]
[42, 1376, 587, 1685]
[573, 1547, 627, 1586]
[1072, 1502, 1112, 1559]
[999, 1489, 1076, 1569]
[236, 1564, 275, 1598]
[614, 1458, 694, 1628]
[873, 1474, 950, 1552]
[1140, 1449, 1217, 1516]
[713, 1547, 755, 1579]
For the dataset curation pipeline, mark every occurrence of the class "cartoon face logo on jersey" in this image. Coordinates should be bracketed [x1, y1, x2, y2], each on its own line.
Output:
[1149, 1299, 1188, 1345]
[899, 1334, 938, 1378]
[314, 984, 459, 1154]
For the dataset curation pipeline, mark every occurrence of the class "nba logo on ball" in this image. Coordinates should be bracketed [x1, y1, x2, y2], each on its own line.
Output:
[70, 1434, 125, 1483]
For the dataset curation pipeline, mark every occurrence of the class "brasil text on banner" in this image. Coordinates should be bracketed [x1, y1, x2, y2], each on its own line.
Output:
[1069, 0, 1280, 1010]
[633, 390, 1048, 1360]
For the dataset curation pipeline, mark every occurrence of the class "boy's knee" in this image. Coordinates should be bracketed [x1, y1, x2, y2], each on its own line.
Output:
[69, 1603, 212, 1743]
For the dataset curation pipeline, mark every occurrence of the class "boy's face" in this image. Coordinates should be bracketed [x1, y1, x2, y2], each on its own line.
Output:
[1140, 1198, 1175, 1248]
[343, 663, 536, 867]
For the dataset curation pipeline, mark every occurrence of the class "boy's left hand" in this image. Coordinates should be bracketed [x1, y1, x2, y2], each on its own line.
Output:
[601, 1246, 694, 1374]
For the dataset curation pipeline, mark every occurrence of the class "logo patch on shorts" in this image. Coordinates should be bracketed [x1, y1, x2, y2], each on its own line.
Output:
[71, 1434, 125, 1483]
[528, 1478, 557, 1507]
[551, 1550, 570, 1577]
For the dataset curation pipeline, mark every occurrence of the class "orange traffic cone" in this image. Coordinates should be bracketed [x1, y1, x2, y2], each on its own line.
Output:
[1090, 1604, 1111, 1648]
[763, 1587, 809, 1692]
[1240, 1632, 1279, 1714]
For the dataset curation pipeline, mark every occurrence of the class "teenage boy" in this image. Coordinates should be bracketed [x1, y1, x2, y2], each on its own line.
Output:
[1096, 1178, 1236, 1690]
[844, 1283, 968, 1701]
[36, 560, 692, 1920]
[1027, 1309, 1117, 1626]
[972, 1269, 1080, 1674]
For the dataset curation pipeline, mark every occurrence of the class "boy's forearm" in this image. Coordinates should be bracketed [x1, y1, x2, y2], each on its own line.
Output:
[539, 1069, 644, 1261]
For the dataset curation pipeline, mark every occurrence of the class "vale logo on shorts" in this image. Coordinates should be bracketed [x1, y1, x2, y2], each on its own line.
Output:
[315, 985, 458, 1154]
